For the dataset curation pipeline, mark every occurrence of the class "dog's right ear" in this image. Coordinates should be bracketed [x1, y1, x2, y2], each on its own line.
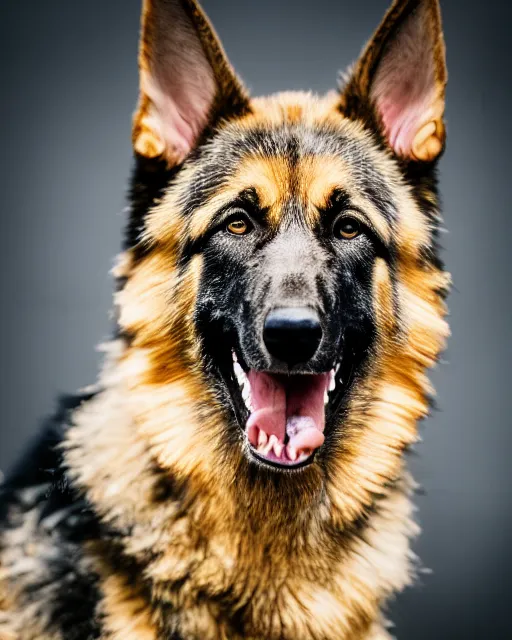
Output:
[133, 0, 249, 166]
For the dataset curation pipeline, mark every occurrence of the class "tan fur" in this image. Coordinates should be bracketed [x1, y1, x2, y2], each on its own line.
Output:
[59, 94, 447, 639]
[0, 2, 449, 638]
[97, 573, 159, 640]
[64, 351, 419, 639]
[1, 92, 448, 639]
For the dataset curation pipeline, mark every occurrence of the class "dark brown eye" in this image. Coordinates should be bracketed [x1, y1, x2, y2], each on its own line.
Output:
[226, 217, 251, 235]
[335, 217, 361, 240]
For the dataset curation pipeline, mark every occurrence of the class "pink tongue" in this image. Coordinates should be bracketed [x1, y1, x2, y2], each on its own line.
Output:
[246, 371, 329, 454]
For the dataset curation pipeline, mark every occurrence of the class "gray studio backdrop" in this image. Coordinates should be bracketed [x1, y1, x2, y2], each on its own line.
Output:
[0, 0, 510, 637]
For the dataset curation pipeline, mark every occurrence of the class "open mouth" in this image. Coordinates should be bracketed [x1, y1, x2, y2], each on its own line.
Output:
[231, 351, 342, 470]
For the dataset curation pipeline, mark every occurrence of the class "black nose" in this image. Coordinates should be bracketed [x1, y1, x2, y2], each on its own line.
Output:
[263, 307, 322, 366]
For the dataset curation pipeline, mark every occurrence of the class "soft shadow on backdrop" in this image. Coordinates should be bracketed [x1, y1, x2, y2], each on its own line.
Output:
[0, 1, 510, 637]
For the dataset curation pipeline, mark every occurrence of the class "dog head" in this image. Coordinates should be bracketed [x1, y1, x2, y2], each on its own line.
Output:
[116, 0, 449, 518]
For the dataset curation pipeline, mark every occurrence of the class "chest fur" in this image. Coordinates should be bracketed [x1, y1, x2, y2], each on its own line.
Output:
[95, 483, 415, 640]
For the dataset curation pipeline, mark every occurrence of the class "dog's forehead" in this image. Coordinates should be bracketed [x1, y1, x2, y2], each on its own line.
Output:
[178, 92, 401, 233]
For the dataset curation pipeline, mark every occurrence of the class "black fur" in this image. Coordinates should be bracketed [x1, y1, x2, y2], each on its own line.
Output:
[0, 394, 103, 639]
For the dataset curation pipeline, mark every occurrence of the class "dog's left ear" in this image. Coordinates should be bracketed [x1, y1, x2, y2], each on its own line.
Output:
[340, 0, 447, 163]
[133, 0, 249, 166]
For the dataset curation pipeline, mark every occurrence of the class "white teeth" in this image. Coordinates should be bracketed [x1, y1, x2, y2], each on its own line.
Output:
[287, 444, 298, 462]
[263, 435, 278, 456]
[253, 430, 308, 463]
[232, 350, 238, 363]
[257, 430, 268, 450]
[255, 429, 284, 458]
[232, 355, 252, 411]
[335, 362, 341, 374]
[285, 445, 311, 464]
[324, 369, 336, 404]
[273, 440, 284, 458]
[233, 361, 245, 384]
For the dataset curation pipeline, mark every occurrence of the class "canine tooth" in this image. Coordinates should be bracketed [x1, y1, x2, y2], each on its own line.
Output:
[232, 351, 238, 363]
[234, 364, 246, 387]
[324, 390, 329, 405]
[257, 430, 268, 449]
[329, 373, 336, 392]
[287, 445, 298, 462]
[335, 362, 341, 374]
[273, 440, 284, 458]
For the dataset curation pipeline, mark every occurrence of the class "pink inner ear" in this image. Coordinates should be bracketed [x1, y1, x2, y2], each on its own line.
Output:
[141, 0, 219, 163]
[377, 84, 436, 157]
[145, 64, 216, 161]
[370, 4, 438, 157]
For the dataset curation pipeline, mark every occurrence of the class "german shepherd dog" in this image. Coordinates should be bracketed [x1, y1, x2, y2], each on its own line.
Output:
[0, 0, 450, 638]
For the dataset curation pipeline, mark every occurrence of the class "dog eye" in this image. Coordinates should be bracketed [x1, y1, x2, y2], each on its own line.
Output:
[334, 216, 361, 240]
[226, 216, 252, 236]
